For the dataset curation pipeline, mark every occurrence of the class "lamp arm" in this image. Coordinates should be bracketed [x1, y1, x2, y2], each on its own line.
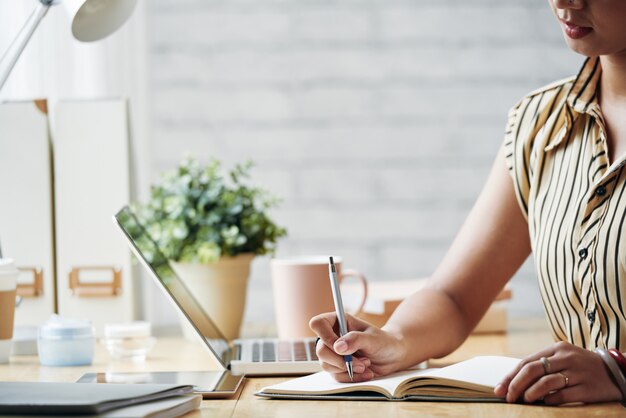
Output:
[0, 0, 57, 91]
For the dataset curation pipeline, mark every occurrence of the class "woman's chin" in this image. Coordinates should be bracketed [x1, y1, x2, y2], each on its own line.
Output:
[563, 35, 622, 58]
[564, 39, 601, 58]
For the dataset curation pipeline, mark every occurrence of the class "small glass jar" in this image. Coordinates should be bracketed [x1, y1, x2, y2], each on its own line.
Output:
[103, 321, 156, 361]
[38, 316, 95, 367]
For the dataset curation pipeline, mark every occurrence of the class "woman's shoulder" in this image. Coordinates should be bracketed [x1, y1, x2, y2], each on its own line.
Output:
[509, 76, 576, 118]
[503, 72, 586, 217]
[504, 75, 577, 172]
[507, 75, 575, 138]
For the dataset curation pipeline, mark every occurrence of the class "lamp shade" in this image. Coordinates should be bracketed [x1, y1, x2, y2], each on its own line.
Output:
[64, 0, 138, 42]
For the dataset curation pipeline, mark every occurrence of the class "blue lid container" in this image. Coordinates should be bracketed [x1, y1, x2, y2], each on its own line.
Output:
[38, 316, 95, 367]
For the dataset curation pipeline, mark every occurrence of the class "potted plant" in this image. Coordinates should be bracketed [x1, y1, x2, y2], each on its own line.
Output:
[133, 157, 287, 339]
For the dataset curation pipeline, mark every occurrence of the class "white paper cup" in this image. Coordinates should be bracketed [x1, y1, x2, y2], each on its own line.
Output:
[0, 259, 18, 363]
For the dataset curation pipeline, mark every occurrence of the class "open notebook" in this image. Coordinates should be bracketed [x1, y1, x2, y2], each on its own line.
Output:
[256, 356, 520, 402]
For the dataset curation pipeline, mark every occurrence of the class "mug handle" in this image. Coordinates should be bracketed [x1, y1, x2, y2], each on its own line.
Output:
[338, 269, 368, 315]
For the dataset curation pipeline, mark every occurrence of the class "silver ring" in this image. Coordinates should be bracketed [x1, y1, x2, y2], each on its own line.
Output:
[559, 372, 569, 388]
[540, 356, 552, 375]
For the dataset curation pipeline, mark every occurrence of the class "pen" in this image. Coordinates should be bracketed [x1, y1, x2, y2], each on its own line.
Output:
[328, 256, 353, 381]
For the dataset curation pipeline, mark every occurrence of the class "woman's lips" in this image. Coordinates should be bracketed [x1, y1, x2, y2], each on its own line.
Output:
[561, 20, 593, 39]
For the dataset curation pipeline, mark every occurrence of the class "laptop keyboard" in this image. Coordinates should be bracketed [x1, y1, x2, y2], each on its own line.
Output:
[240, 339, 319, 363]
[250, 341, 276, 362]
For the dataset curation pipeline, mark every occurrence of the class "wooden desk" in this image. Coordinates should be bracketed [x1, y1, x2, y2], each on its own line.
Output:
[1, 318, 625, 417]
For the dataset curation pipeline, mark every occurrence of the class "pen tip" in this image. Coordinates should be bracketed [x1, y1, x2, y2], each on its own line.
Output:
[329, 256, 334, 265]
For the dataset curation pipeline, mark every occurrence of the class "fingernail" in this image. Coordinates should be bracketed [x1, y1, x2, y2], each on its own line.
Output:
[354, 365, 365, 374]
[335, 340, 348, 353]
[363, 358, 371, 367]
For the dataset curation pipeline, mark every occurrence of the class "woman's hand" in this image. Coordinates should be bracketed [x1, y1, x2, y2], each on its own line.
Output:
[309, 313, 407, 383]
[494, 341, 623, 405]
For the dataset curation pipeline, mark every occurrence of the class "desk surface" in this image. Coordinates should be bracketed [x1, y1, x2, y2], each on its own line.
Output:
[2, 318, 625, 417]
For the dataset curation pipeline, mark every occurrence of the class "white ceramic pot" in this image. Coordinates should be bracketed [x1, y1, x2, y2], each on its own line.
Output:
[170, 253, 254, 341]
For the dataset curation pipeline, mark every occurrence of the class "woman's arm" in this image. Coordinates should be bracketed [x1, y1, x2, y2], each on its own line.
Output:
[311, 147, 532, 379]
[382, 145, 532, 369]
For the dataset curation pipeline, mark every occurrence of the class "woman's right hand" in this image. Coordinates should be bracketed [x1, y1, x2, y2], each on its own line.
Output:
[309, 312, 408, 383]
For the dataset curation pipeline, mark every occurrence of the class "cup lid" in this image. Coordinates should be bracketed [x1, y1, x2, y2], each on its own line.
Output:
[0, 258, 18, 291]
[39, 315, 94, 339]
[0, 258, 18, 272]
[0, 258, 14, 267]
[104, 321, 151, 338]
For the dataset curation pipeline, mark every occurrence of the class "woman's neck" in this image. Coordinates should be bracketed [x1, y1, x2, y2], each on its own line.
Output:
[598, 53, 626, 165]
[599, 53, 626, 104]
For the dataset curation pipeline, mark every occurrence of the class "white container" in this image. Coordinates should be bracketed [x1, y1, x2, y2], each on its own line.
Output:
[0, 102, 56, 328]
[103, 321, 155, 361]
[38, 316, 95, 366]
[54, 100, 134, 336]
[0, 259, 18, 364]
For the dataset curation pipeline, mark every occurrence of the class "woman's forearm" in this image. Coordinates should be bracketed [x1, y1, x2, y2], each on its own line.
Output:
[382, 285, 470, 371]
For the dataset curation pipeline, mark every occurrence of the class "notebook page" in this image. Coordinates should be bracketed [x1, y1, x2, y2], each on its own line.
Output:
[261, 368, 432, 398]
[420, 356, 520, 388]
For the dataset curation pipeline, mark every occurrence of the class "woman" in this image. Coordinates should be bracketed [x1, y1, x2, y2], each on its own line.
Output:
[310, 0, 626, 405]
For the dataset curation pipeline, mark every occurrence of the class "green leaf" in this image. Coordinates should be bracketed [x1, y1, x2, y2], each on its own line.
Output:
[132, 157, 288, 263]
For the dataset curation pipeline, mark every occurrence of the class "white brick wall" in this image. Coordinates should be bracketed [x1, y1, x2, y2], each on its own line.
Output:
[145, 0, 583, 325]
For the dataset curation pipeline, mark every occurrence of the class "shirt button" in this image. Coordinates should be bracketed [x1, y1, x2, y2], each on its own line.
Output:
[587, 310, 596, 323]
[579, 248, 588, 259]
[595, 185, 607, 197]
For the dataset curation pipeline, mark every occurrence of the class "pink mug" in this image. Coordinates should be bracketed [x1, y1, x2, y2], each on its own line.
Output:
[271, 256, 368, 339]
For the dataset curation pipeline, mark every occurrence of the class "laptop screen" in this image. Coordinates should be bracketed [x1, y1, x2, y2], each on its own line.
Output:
[114, 206, 230, 367]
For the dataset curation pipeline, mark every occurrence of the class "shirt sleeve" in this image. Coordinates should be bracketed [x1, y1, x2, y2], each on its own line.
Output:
[503, 96, 535, 221]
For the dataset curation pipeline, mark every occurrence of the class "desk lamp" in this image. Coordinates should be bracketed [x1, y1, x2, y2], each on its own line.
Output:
[0, 0, 137, 90]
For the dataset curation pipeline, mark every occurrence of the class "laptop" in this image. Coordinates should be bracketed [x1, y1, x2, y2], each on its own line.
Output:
[113, 206, 321, 376]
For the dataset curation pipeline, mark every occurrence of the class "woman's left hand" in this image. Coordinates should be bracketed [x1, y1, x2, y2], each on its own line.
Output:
[494, 341, 622, 405]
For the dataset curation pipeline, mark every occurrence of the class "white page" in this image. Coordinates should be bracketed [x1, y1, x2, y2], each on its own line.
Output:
[419, 356, 520, 388]
[262, 356, 521, 397]
[261, 368, 433, 397]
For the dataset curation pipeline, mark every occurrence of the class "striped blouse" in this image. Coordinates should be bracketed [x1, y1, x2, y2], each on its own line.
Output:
[504, 56, 626, 350]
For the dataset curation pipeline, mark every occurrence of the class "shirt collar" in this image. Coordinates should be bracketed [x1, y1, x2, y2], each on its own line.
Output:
[567, 56, 601, 115]
[544, 57, 601, 152]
